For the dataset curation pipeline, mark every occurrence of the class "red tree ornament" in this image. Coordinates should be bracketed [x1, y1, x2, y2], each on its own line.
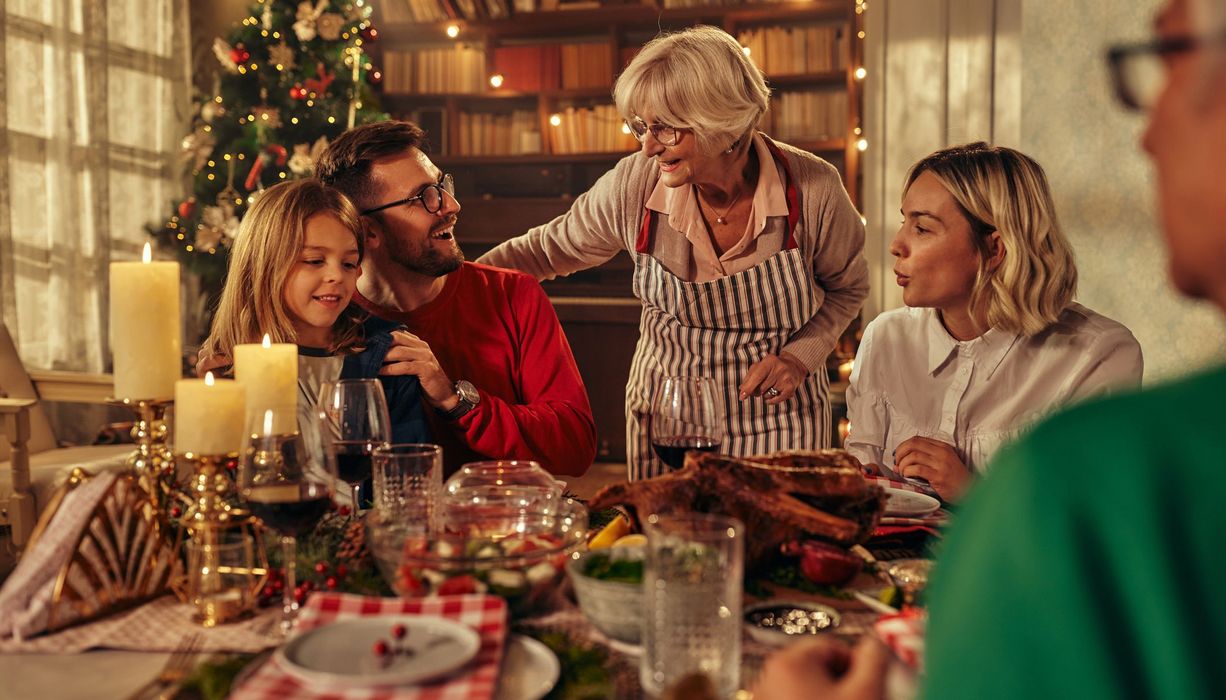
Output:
[229, 44, 250, 65]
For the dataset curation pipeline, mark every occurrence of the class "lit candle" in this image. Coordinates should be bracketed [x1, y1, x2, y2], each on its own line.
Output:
[233, 334, 297, 434]
[109, 242, 181, 399]
[175, 372, 246, 455]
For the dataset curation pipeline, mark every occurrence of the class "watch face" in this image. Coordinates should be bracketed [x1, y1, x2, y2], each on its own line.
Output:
[455, 380, 479, 405]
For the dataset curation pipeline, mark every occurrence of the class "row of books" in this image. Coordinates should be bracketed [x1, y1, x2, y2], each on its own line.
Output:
[762, 89, 847, 143]
[379, 0, 611, 23]
[383, 46, 487, 94]
[547, 104, 639, 155]
[492, 43, 614, 91]
[737, 25, 848, 76]
[662, 0, 810, 7]
[454, 110, 544, 155]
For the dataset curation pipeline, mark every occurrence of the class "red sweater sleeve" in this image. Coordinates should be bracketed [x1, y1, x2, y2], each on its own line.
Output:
[453, 276, 597, 476]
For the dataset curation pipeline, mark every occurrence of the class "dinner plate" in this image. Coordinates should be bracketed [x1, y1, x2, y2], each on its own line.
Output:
[276, 615, 480, 687]
[882, 486, 940, 517]
[496, 634, 561, 700]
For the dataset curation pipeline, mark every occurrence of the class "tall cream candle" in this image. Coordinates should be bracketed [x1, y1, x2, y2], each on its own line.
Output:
[109, 242, 181, 399]
[175, 372, 246, 455]
[233, 334, 298, 434]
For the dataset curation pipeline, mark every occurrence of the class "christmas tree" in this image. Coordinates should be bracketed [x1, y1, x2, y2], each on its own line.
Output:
[150, 0, 387, 334]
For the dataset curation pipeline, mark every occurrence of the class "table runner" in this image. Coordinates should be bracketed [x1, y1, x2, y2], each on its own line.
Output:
[231, 592, 508, 700]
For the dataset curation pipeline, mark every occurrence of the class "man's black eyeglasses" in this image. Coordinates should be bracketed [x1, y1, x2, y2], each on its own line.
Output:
[1107, 34, 1224, 110]
[361, 173, 455, 215]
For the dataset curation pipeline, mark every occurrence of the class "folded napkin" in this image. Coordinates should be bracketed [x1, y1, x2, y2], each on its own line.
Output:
[0, 471, 162, 639]
[231, 593, 509, 700]
[875, 609, 926, 672]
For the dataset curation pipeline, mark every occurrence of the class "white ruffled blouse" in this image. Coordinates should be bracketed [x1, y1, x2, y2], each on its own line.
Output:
[845, 303, 1143, 476]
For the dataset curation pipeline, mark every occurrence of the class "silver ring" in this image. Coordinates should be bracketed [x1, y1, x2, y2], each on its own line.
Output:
[765, 387, 781, 398]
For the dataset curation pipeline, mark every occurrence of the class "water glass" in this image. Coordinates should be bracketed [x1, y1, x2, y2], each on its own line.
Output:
[371, 443, 443, 529]
[187, 536, 259, 627]
[641, 513, 744, 699]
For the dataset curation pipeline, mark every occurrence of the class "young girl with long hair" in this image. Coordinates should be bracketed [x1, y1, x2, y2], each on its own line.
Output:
[199, 178, 429, 445]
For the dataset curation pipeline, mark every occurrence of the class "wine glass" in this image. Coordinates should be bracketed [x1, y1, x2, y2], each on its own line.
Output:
[318, 379, 392, 512]
[649, 376, 725, 470]
[239, 405, 337, 635]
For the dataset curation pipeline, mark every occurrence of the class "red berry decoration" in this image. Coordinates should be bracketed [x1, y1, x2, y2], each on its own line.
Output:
[335, 564, 348, 578]
[392, 624, 407, 640]
[230, 44, 250, 65]
[315, 561, 329, 575]
[373, 640, 389, 657]
[169, 506, 182, 518]
[337, 505, 352, 517]
[326, 576, 338, 590]
[289, 84, 307, 100]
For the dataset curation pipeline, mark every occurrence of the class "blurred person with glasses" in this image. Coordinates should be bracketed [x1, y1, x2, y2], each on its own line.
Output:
[316, 121, 596, 477]
[754, 1, 1226, 699]
[480, 26, 869, 480]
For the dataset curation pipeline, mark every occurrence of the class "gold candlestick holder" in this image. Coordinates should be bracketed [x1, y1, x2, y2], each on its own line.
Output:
[172, 451, 268, 626]
[110, 397, 175, 514]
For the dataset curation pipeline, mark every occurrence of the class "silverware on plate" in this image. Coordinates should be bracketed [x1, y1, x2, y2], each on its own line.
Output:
[125, 632, 203, 700]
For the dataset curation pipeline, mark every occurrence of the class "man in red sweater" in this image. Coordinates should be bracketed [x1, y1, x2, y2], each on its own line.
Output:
[317, 121, 595, 476]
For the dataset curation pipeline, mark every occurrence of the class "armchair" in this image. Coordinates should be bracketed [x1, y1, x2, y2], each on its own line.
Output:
[0, 323, 131, 560]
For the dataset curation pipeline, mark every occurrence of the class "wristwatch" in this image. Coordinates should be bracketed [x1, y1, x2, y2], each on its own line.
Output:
[443, 380, 480, 421]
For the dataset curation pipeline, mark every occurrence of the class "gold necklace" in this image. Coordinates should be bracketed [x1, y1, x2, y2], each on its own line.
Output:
[699, 186, 744, 225]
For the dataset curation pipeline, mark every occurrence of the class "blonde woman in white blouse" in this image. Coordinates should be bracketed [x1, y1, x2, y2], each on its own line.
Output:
[845, 143, 1142, 502]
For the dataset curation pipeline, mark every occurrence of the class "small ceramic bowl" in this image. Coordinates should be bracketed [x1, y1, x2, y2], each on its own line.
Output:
[744, 601, 841, 646]
[566, 547, 644, 644]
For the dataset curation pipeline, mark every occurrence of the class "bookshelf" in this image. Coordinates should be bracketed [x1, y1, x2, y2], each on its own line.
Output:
[371, 0, 865, 459]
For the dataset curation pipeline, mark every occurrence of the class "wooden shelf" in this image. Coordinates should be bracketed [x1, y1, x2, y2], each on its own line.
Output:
[435, 150, 634, 165]
[383, 87, 614, 103]
[767, 71, 847, 89]
[379, 1, 849, 41]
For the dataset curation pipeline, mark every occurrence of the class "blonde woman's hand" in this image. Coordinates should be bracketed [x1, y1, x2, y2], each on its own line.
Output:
[753, 636, 889, 700]
[380, 330, 457, 411]
[894, 436, 972, 502]
[739, 351, 808, 405]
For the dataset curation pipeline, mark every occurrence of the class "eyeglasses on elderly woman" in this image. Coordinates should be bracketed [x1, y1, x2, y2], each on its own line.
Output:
[624, 116, 687, 147]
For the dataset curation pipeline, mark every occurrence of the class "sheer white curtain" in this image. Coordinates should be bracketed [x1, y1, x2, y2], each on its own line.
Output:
[0, 0, 190, 372]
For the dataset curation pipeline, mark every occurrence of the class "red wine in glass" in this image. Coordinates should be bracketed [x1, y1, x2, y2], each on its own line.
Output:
[651, 435, 722, 470]
[244, 482, 333, 537]
[333, 440, 376, 486]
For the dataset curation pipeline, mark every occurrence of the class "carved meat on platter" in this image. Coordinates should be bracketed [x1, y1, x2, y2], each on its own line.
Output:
[588, 449, 884, 568]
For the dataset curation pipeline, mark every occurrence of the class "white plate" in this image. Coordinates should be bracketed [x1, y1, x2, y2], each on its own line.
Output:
[276, 615, 480, 687]
[496, 634, 561, 700]
[882, 486, 940, 517]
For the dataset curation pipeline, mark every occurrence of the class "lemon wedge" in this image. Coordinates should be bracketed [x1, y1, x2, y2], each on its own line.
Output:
[589, 514, 630, 549]
[612, 534, 647, 548]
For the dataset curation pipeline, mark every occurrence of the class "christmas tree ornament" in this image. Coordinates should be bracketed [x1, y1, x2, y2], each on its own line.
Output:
[212, 38, 239, 73]
[294, 0, 328, 42]
[268, 42, 297, 71]
[360, 26, 379, 44]
[230, 43, 251, 65]
[200, 100, 226, 123]
[289, 84, 307, 100]
[180, 128, 216, 173]
[304, 62, 336, 95]
[178, 197, 197, 220]
[317, 13, 345, 41]
[366, 68, 382, 85]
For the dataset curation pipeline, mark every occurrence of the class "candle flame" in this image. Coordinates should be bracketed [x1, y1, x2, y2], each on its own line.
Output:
[262, 333, 271, 348]
[204, 371, 215, 386]
[263, 408, 274, 437]
[141, 242, 152, 264]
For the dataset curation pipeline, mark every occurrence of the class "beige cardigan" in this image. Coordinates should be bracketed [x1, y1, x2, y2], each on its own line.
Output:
[478, 136, 869, 372]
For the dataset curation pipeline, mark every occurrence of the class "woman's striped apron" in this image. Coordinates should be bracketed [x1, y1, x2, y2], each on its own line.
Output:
[625, 141, 830, 480]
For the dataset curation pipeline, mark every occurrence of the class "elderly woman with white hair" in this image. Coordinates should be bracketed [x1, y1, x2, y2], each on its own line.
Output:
[480, 25, 868, 480]
[845, 143, 1143, 502]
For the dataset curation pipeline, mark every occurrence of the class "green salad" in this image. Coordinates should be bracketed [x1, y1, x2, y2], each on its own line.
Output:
[582, 552, 644, 584]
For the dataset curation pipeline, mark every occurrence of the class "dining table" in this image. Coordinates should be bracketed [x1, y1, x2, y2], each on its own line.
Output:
[0, 470, 940, 699]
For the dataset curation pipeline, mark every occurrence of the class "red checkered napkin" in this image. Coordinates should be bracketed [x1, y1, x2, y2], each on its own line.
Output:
[231, 593, 508, 700]
[875, 610, 926, 672]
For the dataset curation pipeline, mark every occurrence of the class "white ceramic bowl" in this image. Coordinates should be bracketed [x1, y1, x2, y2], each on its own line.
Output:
[566, 547, 644, 644]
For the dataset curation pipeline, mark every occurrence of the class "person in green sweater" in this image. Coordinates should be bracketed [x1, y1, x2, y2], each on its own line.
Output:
[753, 0, 1226, 697]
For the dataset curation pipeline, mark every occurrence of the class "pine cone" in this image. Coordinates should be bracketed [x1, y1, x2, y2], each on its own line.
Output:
[336, 517, 370, 566]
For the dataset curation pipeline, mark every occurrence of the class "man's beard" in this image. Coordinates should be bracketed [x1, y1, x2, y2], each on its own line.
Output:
[388, 216, 464, 278]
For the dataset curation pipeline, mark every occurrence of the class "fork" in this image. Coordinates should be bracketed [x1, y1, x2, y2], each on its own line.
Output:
[125, 632, 203, 700]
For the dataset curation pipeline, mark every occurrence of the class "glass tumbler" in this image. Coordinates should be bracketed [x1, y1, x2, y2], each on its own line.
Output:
[641, 513, 744, 699]
[371, 443, 443, 529]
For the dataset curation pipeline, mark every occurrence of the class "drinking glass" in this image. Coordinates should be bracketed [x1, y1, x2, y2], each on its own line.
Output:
[239, 406, 336, 635]
[371, 443, 443, 529]
[641, 513, 744, 699]
[650, 376, 725, 470]
[318, 379, 392, 511]
[186, 536, 259, 627]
